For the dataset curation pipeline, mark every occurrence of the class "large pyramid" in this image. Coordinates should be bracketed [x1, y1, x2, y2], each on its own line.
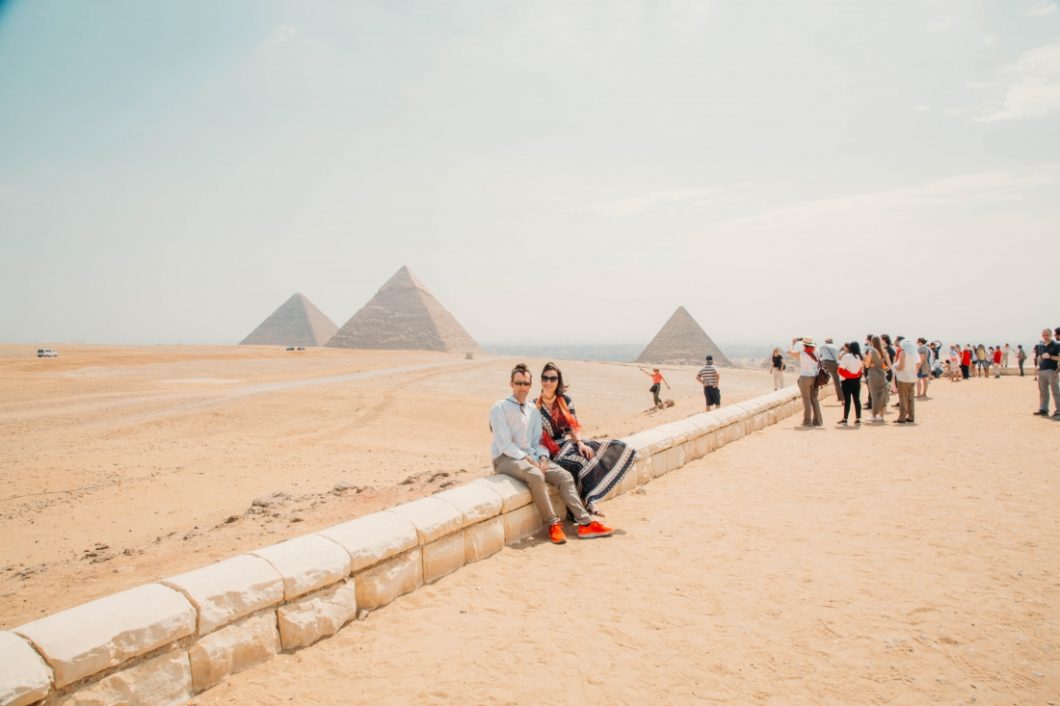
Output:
[240, 293, 338, 347]
[326, 266, 481, 353]
[635, 306, 732, 367]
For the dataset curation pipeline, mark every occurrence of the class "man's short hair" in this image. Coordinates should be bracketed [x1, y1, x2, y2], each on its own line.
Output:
[510, 363, 531, 381]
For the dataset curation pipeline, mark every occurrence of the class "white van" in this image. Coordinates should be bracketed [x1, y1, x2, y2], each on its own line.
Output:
[37, 348, 59, 358]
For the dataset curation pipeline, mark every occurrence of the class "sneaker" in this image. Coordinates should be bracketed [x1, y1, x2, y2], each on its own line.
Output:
[896, 419, 907, 424]
[548, 523, 567, 545]
[577, 520, 614, 539]
[836, 420, 847, 425]
[1034, 410, 1049, 416]
[854, 419, 861, 425]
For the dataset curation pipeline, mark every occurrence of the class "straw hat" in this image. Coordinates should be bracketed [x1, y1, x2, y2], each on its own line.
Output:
[802, 337, 816, 347]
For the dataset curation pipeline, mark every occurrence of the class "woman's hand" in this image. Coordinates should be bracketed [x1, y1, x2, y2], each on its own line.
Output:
[576, 441, 594, 459]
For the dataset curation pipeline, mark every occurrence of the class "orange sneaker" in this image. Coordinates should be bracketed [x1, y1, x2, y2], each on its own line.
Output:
[577, 520, 613, 539]
[548, 522, 567, 544]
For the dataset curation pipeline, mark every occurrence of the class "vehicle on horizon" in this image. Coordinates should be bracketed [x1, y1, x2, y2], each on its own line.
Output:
[37, 348, 59, 358]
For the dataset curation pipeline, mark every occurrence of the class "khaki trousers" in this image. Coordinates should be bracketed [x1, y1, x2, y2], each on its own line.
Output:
[823, 360, 842, 401]
[797, 376, 822, 425]
[493, 454, 591, 526]
[897, 381, 916, 421]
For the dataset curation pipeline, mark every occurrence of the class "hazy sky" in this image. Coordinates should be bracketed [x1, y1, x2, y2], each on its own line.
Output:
[1, 1, 1058, 348]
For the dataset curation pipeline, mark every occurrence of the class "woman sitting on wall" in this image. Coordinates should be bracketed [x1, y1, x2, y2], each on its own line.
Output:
[536, 362, 638, 517]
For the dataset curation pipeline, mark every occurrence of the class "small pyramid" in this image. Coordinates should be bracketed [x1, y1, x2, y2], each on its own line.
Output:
[635, 306, 732, 367]
[326, 266, 481, 353]
[240, 293, 338, 347]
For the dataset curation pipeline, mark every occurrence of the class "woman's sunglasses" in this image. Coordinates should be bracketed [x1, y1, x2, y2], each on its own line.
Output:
[541, 375, 559, 382]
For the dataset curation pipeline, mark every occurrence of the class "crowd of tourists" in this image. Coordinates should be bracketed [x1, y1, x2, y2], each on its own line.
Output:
[782, 327, 1060, 426]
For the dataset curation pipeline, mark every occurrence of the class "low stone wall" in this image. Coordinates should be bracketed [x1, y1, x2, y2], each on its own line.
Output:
[0, 387, 802, 706]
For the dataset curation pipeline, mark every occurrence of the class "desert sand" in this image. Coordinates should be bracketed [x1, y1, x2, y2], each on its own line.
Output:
[183, 373, 1057, 705]
[0, 344, 769, 628]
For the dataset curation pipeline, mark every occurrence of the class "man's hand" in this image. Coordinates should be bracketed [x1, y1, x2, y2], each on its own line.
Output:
[576, 441, 594, 460]
[536, 456, 550, 472]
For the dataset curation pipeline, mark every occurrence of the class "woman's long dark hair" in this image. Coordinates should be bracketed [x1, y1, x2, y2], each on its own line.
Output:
[541, 361, 567, 395]
[848, 341, 862, 360]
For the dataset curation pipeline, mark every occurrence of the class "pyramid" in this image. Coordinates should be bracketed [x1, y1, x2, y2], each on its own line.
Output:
[240, 293, 339, 347]
[326, 266, 481, 353]
[635, 306, 732, 367]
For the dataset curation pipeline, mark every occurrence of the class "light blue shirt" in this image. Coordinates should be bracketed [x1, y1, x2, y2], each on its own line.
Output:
[819, 343, 839, 362]
[489, 396, 548, 462]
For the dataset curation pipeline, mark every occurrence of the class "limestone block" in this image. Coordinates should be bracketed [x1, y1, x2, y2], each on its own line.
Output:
[474, 474, 532, 512]
[422, 532, 466, 584]
[623, 428, 672, 456]
[276, 580, 358, 651]
[635, 454, 654, 486]
[187, 612, 279, 692]
[316, 511, 418, 574]
[386, 497, 463, 545]
[503, 504, 544, 544]
[54, 650, 191, 706]
[434, 483, 502, 527]
[464, 517, 504, 563]
[651, 447, 679, 478]
[163, 555, 283, 636]
[0, 631, 52, 706]
[250, 534, 349, 601]
[15, 584, 194, 689]
[354, 549, 422, 611]
[692, 429, 718, 458]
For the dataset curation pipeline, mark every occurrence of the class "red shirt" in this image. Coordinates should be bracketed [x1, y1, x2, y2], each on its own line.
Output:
[961, 350, 972, 365]
[993, 349, 1002, 364]
[651, 372, 663, 384]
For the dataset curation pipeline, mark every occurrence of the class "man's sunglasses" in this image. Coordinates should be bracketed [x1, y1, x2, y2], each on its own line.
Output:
[512, 381, 532, 387]
[541, 375, 559, 382]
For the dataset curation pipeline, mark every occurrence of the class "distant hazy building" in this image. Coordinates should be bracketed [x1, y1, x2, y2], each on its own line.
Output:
[636, 306, 732, 367]
[240, 293, 338, 347]
[326, 266, 480, 353]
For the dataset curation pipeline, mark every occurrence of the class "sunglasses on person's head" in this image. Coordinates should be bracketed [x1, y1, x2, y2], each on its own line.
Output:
[541, 375, 559, 382]
[512, 380, 532, 387]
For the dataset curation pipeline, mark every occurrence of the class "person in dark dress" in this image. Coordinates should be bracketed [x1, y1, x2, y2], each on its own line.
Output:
[536, 362, 637, 516]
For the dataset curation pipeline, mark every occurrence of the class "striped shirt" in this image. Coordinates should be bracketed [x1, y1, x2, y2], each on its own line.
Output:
[698, 365, 719, 387]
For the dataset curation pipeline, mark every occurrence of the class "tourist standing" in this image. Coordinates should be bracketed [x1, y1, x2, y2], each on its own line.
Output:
[640, 367, 670, 410]
[894, 337, 919, 424]
[1003, 343, 1011, 369]
[820, 338, 842, 403]
[864, 336, 891, 423]
[961, 345, 972, 379]
[1034, 328, 1060, 419]
[1017, 345, 1027, 376]
[696, 355, 721, 411]
[770, 347, 785, 390]
[916, 337, 931, 398]
[882, 334, 897, 393]
[992, 345, 1003, 378]
[789, 337, 823, 427]
[975, 344, 988, 378]
[837, 342, 863, 425]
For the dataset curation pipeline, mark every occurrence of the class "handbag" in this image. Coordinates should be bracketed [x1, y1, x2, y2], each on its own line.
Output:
[807, 349, 829, 388]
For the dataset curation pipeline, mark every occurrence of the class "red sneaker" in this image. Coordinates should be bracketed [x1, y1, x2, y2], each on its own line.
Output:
[577, 520, 613, 539]
[548, 522, 567, 544]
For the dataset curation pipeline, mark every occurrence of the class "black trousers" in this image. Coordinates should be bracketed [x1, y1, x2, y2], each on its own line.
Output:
[960, 364, 970, 379]
[842, 378, 862, 421]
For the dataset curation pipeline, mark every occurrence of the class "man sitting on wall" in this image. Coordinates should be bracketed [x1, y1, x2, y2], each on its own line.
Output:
[489, 363, 614, 544]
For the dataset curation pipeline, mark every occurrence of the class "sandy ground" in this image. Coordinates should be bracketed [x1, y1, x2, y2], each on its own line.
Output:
[187, 374, 1059, 705]
[0, 345, 770, 628]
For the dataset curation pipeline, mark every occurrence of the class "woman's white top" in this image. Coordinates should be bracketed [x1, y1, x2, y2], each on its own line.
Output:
[838, 352, 863, 376]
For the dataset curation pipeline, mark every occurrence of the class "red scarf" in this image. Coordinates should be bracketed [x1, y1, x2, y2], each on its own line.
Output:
[538, 395, 580, 456]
